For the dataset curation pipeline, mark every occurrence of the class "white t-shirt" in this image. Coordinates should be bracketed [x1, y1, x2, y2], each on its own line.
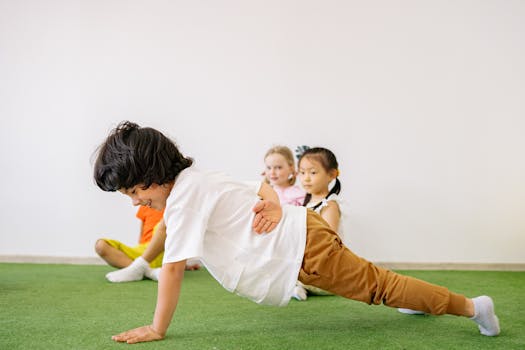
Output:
[163, 167, 307, 306]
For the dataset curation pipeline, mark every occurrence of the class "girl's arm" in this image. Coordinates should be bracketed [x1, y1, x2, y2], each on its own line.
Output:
[111, 260, 186, 344]
[320, 201, 341, 232]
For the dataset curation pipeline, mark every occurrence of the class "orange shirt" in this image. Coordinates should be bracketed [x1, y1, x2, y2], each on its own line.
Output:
[136, 206, 164, 244]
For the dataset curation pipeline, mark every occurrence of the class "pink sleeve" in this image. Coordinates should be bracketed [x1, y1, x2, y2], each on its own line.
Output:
[291, 186, 306, 206]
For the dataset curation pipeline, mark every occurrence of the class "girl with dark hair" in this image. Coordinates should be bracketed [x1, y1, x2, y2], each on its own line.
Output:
[293, 147, 347, 300]
[297, 147, 345, 239]
[295, 147, 422, 314]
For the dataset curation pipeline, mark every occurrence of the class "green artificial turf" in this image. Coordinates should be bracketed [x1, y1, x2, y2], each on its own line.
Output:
[0, 263, 524, 350]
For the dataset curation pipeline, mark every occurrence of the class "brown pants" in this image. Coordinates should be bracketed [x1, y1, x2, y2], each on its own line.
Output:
[298, 210, 467, 316]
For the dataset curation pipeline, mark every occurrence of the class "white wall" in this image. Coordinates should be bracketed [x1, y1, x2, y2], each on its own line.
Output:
[1, 0, 524, 263]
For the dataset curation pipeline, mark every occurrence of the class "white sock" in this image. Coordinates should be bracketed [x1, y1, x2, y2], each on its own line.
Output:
[292, 283, 308, 301]
[470, 296, 500, 336]
[398, 308, 425, 315]
[105, 257, 148, 283]
[145, 267, 161, 281]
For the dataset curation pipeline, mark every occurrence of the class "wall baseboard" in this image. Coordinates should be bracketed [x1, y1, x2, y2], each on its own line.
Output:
[0, 255, 106, 265]
[1, 255, 524, 271]
[374, 262, 525, 271]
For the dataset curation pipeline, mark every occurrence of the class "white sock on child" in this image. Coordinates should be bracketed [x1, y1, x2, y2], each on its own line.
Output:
[292, 282, 307, 301]
[398, 308, 425, 315]
[145, 267, 161, 281]
[470, 296, 500, 336]
[105, 256, 149, 283]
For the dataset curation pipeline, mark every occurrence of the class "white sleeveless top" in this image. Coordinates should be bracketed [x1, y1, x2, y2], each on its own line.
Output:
[306, 193, 349, 246]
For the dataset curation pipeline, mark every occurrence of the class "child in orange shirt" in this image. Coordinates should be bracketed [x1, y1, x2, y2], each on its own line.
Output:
[95, 206, 165, 282]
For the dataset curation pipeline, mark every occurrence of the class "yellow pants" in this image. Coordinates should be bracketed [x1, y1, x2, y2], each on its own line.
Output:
[299, 210, 467, 316]
[103, 239, 164, 268]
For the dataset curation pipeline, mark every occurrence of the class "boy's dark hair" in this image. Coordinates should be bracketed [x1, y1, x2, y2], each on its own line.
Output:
[298, 147, 341, 210]
[94, 121, 193, 191]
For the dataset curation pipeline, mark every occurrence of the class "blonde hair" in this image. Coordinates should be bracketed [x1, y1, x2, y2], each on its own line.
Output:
[264, 145, 296, 186]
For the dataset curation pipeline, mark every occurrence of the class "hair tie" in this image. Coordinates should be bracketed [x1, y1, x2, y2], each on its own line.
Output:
[295, 145, 310, 160]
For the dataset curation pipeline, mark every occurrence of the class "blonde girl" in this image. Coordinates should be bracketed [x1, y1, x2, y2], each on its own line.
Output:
[263, 146, 305, 206]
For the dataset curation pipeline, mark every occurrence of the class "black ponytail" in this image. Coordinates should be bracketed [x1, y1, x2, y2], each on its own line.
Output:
[303, 178, 341, 211]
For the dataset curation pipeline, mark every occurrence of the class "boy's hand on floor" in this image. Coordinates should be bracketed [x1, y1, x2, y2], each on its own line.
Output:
[112, 325, 164, 344]
[252, 200, 282, 234]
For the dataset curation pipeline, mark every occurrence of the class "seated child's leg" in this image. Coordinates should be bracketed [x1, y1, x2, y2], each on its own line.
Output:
[299, 211, 467, 316]
[95, 239, 134, 268]
[95, 239, 157, 282]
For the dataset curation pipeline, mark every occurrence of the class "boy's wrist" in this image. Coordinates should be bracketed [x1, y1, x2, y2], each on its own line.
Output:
[149, 324, 165, 338]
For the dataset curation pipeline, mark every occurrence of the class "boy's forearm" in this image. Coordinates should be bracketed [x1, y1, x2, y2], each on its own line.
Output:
[152, 260, 186, 335]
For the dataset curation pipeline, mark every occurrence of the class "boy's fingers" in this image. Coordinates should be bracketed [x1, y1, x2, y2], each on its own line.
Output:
[252, 201, 265, 213]
[113, 326, 161, 344]
[252, 213, 262, 228]
[255, 219, 274, 234]
[112, 326, 150, 343]
[112, 330, 130, 341]
[113, 330, 135, 342]
[255, 217, 270, 234]
[127, 335, 149, 344]
[254, 220, 264, 234]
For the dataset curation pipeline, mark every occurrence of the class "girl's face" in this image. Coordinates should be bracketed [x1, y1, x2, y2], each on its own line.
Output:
[119, 182, 173, 211]
[298, 157, 336, 197]
[264, 153, 295, 187]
